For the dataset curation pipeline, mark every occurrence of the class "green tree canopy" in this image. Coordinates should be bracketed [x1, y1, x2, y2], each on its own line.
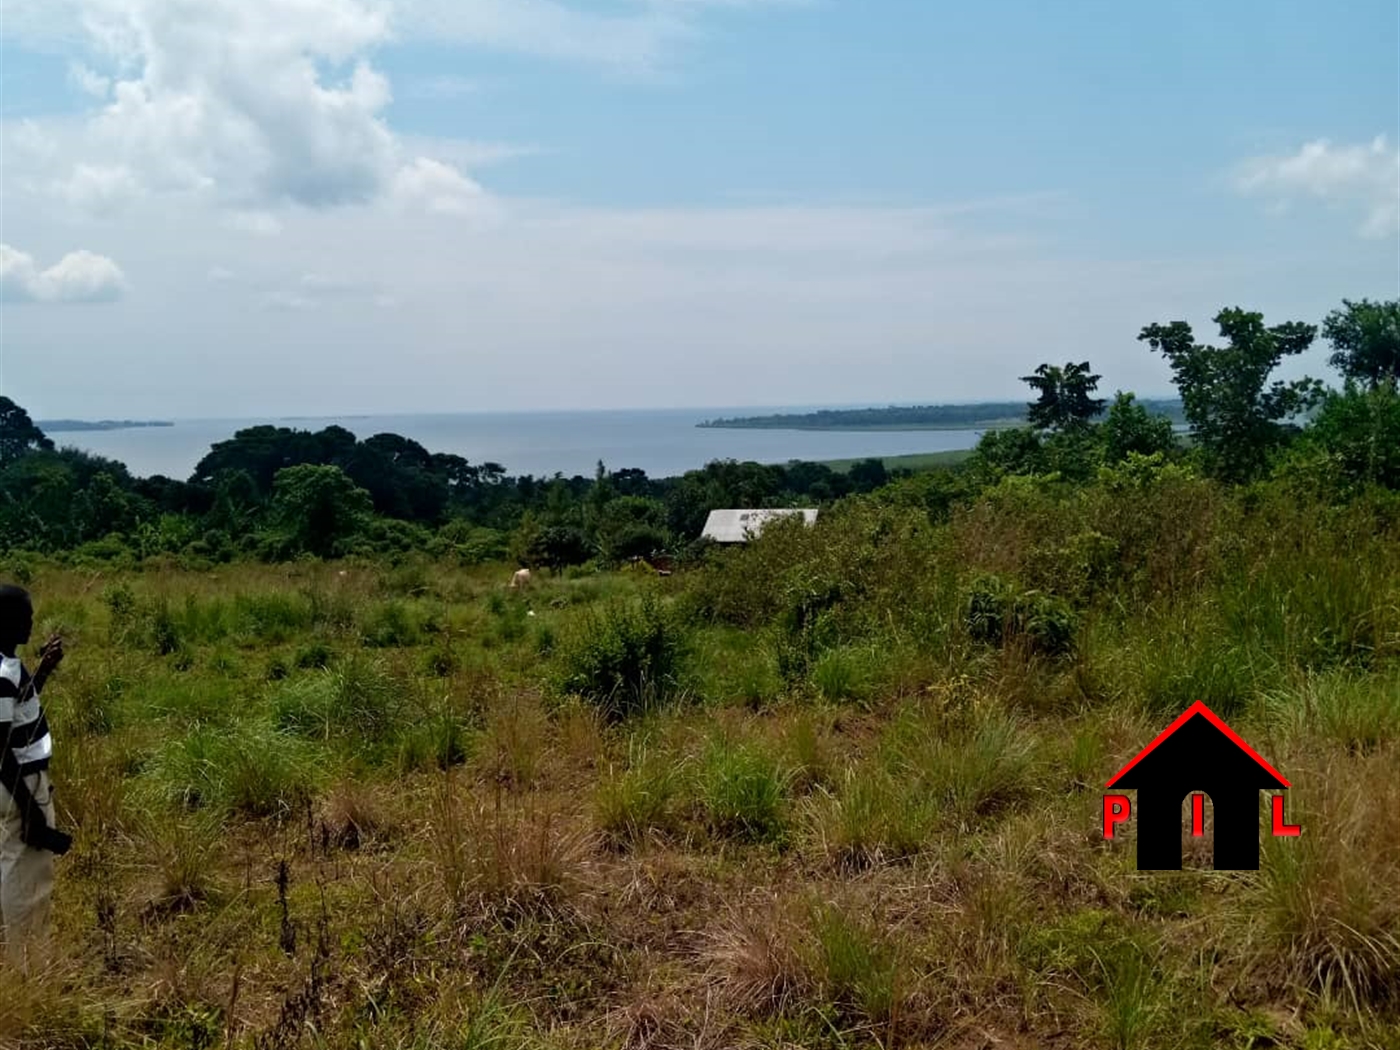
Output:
[269, 464, 373, 558]
[0, 397, 55, 467]
[1322, 298, 1400, 387]
[1021, 361, 1105, 432]
[1100, 392, 1177, 463]
[1138, 308, 1323, 482]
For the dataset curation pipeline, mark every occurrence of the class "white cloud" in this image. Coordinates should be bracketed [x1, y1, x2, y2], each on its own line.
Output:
[0, 243, 127, 303]
[68, 63, 112, 99]
[392, 157, 491, 215]
[57, 163, 141, 213]
[1236, 135, 1400, 239]
[2, 0, 481, 215]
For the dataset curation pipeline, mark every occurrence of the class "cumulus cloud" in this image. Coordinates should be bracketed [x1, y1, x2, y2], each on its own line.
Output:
[0, 244, 127, 303]
[1236, 135, 1400, 238]
[2, 0, 480, 216]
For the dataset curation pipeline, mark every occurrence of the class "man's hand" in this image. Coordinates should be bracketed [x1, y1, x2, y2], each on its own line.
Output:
[19, 810, 71, 855]
[36, 634, 63, 680]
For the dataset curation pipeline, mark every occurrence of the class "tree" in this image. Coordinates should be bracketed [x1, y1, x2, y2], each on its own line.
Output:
[1291, 380, 1400, 492]
[1021, 362, 1105, 432]
[1322, 298, 1400, 387]
[0, 397, 54, 467]
[268, 464, 373, 558]
[969, 427, 1046, 479]
[1138, 308, 1323, 482]
[847, 458, 889, 492]
[596, 496, 669, 563]
[1100, 392, 1177, 463]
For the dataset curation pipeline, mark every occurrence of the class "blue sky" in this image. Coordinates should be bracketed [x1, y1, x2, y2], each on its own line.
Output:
[1, 0, 1396, 418]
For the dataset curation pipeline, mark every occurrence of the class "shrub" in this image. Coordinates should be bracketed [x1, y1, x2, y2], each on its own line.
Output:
[552, 596, 689, 720]
[359, 599, 422, 648]
[963, 573, 1078, 657]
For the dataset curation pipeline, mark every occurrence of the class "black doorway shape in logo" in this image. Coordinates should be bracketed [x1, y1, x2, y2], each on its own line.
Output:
[1106, 701, 1289, 870]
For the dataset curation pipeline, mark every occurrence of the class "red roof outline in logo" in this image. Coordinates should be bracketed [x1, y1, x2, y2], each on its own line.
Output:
[1105, 700, 1291, 789]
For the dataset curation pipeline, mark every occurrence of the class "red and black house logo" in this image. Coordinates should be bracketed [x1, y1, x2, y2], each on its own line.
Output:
[1102, 701, 1301, 870]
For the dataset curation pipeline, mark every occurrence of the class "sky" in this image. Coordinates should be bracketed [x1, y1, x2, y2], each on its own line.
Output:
[0, 0, 1397, 420]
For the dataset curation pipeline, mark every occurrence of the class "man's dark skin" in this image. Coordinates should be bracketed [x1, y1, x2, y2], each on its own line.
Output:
[0, 596, 70, 855]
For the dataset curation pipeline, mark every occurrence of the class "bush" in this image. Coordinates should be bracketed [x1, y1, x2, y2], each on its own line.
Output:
[359, 599, 422, 648]
[963, 573, 1078, 658]
[552, 596, 689, 720]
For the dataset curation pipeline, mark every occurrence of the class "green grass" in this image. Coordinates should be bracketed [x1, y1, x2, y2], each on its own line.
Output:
[14, 477, 1400, 1049]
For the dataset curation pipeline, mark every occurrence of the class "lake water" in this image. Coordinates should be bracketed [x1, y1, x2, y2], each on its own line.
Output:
[56, 408, 987, 481]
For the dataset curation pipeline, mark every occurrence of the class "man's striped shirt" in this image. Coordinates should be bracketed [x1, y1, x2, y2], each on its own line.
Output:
[0, 655, 52, 771]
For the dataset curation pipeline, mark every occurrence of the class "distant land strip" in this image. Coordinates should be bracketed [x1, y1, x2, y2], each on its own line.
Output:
[699, 398, 1186, 431]
[38, 419, 175, 432]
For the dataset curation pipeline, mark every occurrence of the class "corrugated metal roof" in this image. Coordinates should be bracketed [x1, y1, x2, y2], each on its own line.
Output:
[701, 508, 819, 543]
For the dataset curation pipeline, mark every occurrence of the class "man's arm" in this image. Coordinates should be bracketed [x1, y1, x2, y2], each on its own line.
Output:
[0, 729, 42, 825]
[30, 636, 62, 694]
[0, 674, 43, 828]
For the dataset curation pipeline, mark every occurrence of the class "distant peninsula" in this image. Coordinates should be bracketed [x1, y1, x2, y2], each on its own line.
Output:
[698, 399, 1186, 431]
[38, 419, 175, 433]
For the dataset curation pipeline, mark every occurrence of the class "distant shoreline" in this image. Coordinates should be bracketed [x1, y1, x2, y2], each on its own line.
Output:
[39, 420, 175, 433]
[698, 398, 1186, 431]
[702, 420, 1025, 432]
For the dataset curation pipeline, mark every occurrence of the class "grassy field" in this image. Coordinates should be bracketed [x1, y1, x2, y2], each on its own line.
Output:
[3, 470, 1399, 1049]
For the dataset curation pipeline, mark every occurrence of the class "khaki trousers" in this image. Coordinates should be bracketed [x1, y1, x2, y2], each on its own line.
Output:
[0, 770, 56, 971]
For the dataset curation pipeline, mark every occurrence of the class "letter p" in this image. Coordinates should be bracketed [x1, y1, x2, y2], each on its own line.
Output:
[1103, 794, 1131, 839]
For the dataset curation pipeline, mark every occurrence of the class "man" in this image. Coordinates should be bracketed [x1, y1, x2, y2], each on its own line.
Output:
[0, 584, 70, 971]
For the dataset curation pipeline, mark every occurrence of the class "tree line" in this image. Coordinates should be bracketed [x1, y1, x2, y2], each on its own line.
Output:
[1, 297, 1395, 570]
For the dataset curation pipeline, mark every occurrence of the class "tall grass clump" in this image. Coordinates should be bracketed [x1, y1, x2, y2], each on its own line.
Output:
[271, 654, 402, 745]
[805, 900, 903, 1029]
[1234, 748, 1400, 1015]
[551, 596, 688, 720]
[593, 742, 680, 847]
[144, 722, 319, 818]
[807, 766, 931, 869]
[696, 736, 791, 843]
[232, 592, 314, 644]
[881, 704, 1039, 830]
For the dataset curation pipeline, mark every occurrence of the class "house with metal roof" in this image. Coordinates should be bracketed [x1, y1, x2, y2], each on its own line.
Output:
[700, 508, 819, 543]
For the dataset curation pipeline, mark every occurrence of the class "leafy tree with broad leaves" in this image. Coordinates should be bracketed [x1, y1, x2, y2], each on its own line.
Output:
[0, 397, 54, 467]
[268, 464, 373, 558]
[1021, 362, 1105, 432]
[1321, 298, 1400, 387]
[1288, 380, 1400, 492]
[596, 495, 669, 564]
[1138, 308, 1323, 482]
[1100, 392, 1177, 463]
